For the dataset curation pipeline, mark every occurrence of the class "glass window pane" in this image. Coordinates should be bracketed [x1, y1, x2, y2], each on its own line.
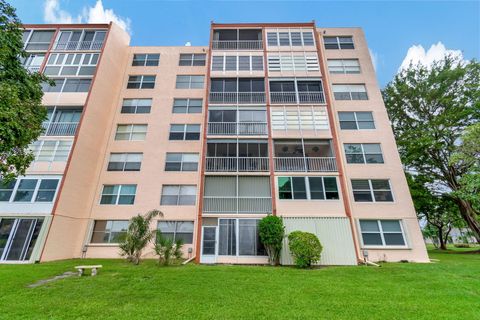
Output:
[362, 233, 383, 245]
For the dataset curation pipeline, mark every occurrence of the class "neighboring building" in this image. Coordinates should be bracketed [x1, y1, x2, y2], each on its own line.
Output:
[0, 21, 429, 264]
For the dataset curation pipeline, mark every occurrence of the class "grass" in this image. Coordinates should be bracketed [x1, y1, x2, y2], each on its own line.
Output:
[0, 247, 479, 320]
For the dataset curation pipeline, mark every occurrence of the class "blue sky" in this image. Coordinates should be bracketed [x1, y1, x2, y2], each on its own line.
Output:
[11, 0, 480, 86]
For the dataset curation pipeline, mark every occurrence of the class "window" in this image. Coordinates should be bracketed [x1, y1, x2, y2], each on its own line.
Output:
[29, 140, 73, 162]
[115, 124, 147, 141]
[100, 184, 136, 205]
[267, 31, 315, 47]
[172, 99, 202, 114]
[332, 84, 368, 100]
[179, 53, 206, 66]
[218, 219, 266, 256]
[338, 112, 375, 130]
[359, 220, 406, 247]
[42, 78, 92, 93]
[210, 78, 265, 93]
[175, 75, 204, 89]
[0, 178, 60, 203]
[157, 221, 194, 244]
[344, 144, 384, 164]
[91, 220, 129, 243]
[278, 176, 339, 200]
[211, 55, 264, 72]
[165, 153, 199, 171]
[23, 30, 55, 50]
[54, 30, 106, 50]
[268, 55, 319, 72]
[107, 153, 143, 171]
[351, 179, 393, 202]
[132, 54, 160, 66]
[323, 36, 354, 49]
[121, 99, 152, 114]
[327, 59, 360, 74]
[168, 124, 200, 140]
[44, 53, 99, 77]
[271, 107, 329, 131]
[127, 75, 155, 89]
[160, 185, 196, 205]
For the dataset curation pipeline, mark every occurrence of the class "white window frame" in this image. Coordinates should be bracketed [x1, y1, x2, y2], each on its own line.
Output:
[132, 54, 160, 67]
[344, 143, 384, 164]
[271, 106, 329, 132]
[358, 219, 408, 248]
[277, 176, 340, 201]
[29, 140, 73, 162]
[165, 153, 199, 172]
[327, 59, 360, 74]
[121, 99, 152, 114]
[114, 124, 148, 141]
[99, 184, 137, 205]
[172, 98, 203, 114]
[175, 75, 205, 89]
[0, 176, 61, 203]
[351, 179, 394, 203]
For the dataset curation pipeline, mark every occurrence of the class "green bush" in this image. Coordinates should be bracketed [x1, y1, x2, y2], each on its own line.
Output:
[154, 233, 183, 266]
[258, 215, 285, 265]
[288, 231, 322, 268]
[454, 243, 470, 248]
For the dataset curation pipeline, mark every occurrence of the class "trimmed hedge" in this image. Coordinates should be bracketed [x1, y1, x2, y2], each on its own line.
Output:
[288, 231, 323, 268]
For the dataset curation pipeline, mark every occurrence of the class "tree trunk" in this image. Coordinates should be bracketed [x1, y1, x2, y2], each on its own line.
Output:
[455, 199, 480, 244]
[438, 228, 447, 250]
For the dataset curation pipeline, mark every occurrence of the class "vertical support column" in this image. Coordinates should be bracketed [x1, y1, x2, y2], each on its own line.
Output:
[195, 25, 214, 263]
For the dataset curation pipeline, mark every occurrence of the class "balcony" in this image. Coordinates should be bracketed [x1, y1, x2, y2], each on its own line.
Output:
[42, 121, 79, 136]
[270, 92, 325, 104]
[207, 122, 267, 136]
[203, 196, 272, 213]
[212, 40, 263, 50]
[209, 92, 266, 104]
[205, 157, 269, 172]
[212, 29, 263, 50]
[274, 157, 337, 172]
[54, 40, 103, 51]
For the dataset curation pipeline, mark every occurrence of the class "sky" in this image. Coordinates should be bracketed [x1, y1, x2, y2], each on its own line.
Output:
[10, 0, 480, 86]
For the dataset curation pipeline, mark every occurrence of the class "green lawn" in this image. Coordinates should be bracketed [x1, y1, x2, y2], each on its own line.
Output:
[0, 247, 479, 320]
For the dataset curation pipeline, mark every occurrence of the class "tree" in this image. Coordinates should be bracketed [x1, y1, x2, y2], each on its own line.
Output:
[407, 173, 464, 250]
[383, 55, 480, 242]
[154, 233, 183, 266]
[258, 215, 285, 265]
[450, 123, 480, 213]
[287, 231, 322, 268]
[119, 209, 162, 265]
[0, 0, 49, 182]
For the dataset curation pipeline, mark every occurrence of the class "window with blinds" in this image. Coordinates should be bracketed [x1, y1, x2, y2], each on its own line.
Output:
[268, 55, 319, 72]
[271, 107, 329, 131]
[211, 55, 264, 72]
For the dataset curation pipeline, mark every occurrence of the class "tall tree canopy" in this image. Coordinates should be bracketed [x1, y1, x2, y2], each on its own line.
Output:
[383, 56, 480, 242]
[0, 0, 48, 181]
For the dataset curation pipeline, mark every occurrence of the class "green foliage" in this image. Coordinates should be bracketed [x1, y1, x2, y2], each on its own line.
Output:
[383, 55, 480, 242]
[0, 0, 49, 182]
[287, 231, 322, 268]
[119, 209, 162, 265]
[258, 215, 285, 265]
[154, 233, 183, 266]
[407, 173, 464, 249]
[450, 123, 480, 213]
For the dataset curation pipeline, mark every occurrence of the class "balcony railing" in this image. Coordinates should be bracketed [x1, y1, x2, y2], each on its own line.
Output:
[26, 66, 41, 73]
[54, 40, 104, 51]
[205, 157, 269, 172]
[212, 40, 263, 50]
[209, 92, 266, 104]
[42, 121, 79, 136]
[203, 196, 272, 213]
[270, 92, 325, 104]
[274, 157, 337, 172]
[207, 122, 268, 135]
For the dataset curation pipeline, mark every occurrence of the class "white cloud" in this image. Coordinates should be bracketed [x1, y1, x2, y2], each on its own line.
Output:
[399, 42, 463, 72]
[184, 41, 192, 47]
[369, 48, 378, 71]
[43, 0, 131, 34]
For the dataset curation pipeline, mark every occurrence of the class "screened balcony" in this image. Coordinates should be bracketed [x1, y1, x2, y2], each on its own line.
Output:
[212, 29, 263, 50]
[53, 30, 106, 51]
[270, 80, 325, 104]
[206, 140, 269, 172]
[42, 107, 82, 136]
[207, 109, 267, 136]
[274, 139, 337, 172]
[210, 78, 265, 104]
[203, 176, 272, 213]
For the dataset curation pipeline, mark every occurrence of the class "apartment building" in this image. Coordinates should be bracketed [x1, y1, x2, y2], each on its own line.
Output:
[0, 21, 429, 265]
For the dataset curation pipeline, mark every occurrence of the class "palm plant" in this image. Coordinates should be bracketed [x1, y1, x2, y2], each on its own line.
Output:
[154, 232, 184, 266]
[119, 209, 162, 265]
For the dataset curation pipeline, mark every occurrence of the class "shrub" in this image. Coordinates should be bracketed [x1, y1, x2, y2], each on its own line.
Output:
[288, 231, 322, 268]
[454, 243, 471, 248]
[154, 233, 184, 266]
[119, 209, 162, 265]
[258, 215, 285, 265]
